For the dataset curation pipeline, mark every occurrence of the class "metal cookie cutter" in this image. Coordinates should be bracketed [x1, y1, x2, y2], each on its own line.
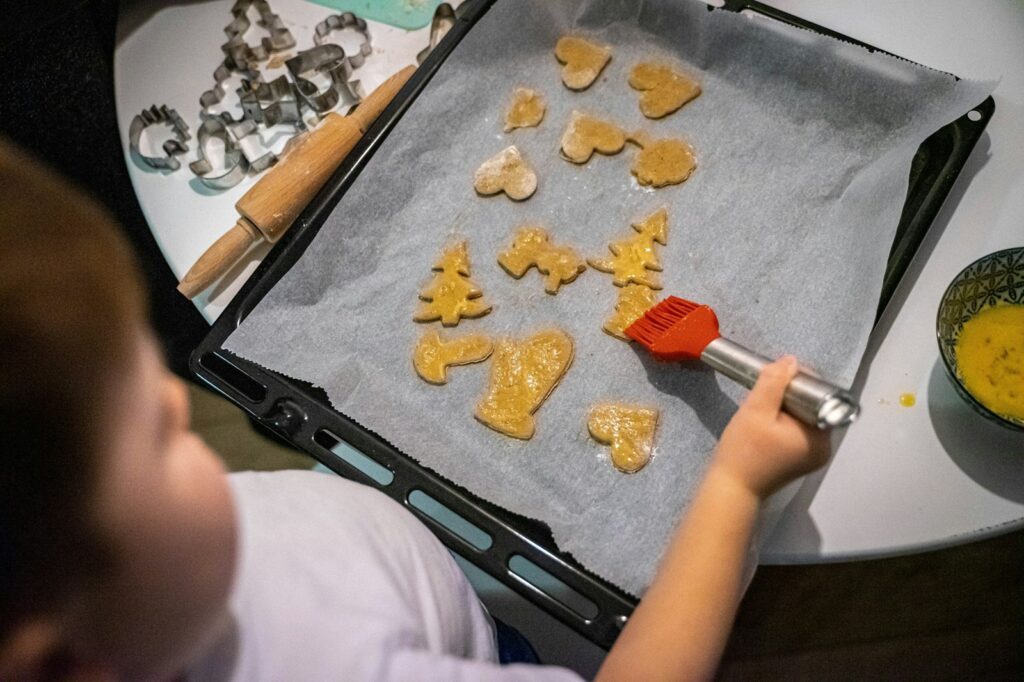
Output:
[313, 12, 372, 67]
[128, 105, 190, 171]
[220, 0, 295, 74]
[417, 3, 457, 64]
[223, 115, 279, 173]
[238, 75, 303, 128]
[286, 43, 363, 113]
[188, 115, 248, 189]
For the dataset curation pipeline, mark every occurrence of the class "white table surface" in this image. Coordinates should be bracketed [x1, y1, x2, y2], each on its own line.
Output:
[115, 0, 1024, 565]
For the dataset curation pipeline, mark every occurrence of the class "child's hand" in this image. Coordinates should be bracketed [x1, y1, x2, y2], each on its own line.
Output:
[711, 355, 831, 500]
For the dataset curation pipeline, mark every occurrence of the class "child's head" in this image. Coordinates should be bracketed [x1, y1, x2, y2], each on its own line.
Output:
[0, 141, 237, 680]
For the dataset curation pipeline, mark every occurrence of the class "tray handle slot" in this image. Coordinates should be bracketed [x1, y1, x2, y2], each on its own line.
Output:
[508, 554, 600, 622]
[407, 489, 493, 552]
[198, 352, 267, 403]
[314, 429, 395, 486]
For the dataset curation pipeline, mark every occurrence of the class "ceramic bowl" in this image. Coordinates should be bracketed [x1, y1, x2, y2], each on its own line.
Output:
[936, 246, 1024, 431]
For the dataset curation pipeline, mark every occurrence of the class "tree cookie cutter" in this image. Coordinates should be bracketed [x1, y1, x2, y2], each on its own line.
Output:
[188, 115, 249, 189]
[128, 105, 191, 171]
[201, 0, 295, 110]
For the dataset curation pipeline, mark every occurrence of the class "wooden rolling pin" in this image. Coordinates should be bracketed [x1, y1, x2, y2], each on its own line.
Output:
[178, 66, 416, 298]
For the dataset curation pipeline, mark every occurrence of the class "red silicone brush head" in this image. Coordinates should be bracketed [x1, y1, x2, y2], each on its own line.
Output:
[625, 296, 722, 361]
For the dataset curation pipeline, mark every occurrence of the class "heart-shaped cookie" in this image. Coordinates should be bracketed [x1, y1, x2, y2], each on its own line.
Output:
[474, 145, 538, 200]
[629, 62, 701, 119]
[560, 111, 627, 164]
[629, 134, 697, 188]
[588, 403, 659, 473]
[555, 36, 612, 91]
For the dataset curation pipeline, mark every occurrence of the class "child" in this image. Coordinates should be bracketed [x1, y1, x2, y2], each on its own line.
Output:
[0, 140, 829, 681]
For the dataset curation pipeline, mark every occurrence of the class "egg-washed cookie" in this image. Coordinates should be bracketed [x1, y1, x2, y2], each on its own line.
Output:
[588, 403, 659, 473]
[555, 36, 611, 90]
[475, 329, 574, 440]
[413, 330, 493, 385]
[629, 62, 701, 119]
[498, 226, 586, 294]
[474, 145, 538, 200]
[603, 284, 659, 340]
[589, 208, 669, 289]
[504, 87, 546, 132]
[414, 241, 492, 326]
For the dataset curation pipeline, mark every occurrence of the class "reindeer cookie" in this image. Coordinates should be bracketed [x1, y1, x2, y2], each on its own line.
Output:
[498, 226, 586, 294]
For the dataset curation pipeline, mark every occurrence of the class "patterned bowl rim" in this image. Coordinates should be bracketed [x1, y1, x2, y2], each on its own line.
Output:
[935, 246, 1024, 431]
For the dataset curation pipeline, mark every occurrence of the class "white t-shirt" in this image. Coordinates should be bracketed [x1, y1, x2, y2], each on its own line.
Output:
[188, 470, 583, 681]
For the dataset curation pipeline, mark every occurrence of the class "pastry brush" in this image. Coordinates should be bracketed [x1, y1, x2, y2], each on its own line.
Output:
[625, 296, 859, 429]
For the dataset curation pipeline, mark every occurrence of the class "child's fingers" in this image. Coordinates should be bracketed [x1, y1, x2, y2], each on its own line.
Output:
[744, 356, 798, 414]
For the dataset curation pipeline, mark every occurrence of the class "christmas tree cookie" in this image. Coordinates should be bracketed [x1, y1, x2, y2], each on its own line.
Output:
[603, 284, 659, 340]
[589, 208, 669, 289]
[413, 241, 492, 326]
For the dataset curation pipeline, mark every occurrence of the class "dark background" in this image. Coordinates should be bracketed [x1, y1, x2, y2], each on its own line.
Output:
[0, 0, 209, 377]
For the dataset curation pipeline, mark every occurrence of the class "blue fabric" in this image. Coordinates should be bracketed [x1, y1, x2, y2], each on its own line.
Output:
[494, 618, 540, 665]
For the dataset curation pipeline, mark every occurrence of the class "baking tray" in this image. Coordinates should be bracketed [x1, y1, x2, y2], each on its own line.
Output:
[189, 0, 994, 649]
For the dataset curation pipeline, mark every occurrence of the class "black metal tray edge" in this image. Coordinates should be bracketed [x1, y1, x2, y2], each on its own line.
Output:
[190, 0, 993, 650]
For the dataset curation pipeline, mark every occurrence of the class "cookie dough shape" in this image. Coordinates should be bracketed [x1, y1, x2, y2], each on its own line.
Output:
[629, 132, 697, 188]
[475, 329, 574, 440]
[474, 146, 538, 201]
[560, 111, 628, 164]
[589, 208, 669, 289]
[604, 284, 659, 340]
[413, 330, 493, 385]
[505, 87, 546, 132]
[414, 241, 492, 326]
[588, 403, 659, 474]
[498, 226, 586, 294]
[629, 62, 701, 119]
[555, 35, 612, 91]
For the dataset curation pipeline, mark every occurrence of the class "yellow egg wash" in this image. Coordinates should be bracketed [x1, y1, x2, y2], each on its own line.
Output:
[954, 304, 1024, 420]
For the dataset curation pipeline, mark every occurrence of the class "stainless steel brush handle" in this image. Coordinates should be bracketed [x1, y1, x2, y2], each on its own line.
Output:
[700, 338, 860, 429]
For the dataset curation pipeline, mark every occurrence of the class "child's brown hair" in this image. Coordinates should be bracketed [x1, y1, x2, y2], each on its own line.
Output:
[0, 139, 147, 639]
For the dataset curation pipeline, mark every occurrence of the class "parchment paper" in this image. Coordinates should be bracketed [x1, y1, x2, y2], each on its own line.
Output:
[224, 0, 992, 595]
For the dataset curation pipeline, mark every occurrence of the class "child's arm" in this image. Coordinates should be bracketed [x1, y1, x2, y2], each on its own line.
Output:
[596, 356, 831, 682]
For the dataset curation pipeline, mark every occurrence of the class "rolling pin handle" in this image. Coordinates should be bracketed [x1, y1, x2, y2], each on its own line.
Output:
[176, 218, 261, 299]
